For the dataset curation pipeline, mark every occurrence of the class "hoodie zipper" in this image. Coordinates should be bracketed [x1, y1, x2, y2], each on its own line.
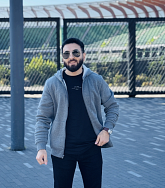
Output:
[82, 76, 97, 136]
[59, 79, 69, 159]
[62, 79, 69, 106]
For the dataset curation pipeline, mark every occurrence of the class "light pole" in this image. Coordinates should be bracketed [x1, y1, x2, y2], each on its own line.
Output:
[10, 0, 25, 150]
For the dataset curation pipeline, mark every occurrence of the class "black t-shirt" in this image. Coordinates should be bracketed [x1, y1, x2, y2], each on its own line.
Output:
[63, 70, 97, 155]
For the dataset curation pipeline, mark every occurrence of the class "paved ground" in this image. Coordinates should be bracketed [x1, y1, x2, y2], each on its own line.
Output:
[0, 96, 165, 188]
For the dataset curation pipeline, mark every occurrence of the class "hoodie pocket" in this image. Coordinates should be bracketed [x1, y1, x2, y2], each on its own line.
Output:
[50, 121, 66, 150]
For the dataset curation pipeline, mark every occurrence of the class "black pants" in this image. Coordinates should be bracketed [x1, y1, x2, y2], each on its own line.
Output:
[51, 145, 102, 188]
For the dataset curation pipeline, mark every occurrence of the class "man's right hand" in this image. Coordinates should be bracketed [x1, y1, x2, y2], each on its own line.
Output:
[36, 149, 48, 165]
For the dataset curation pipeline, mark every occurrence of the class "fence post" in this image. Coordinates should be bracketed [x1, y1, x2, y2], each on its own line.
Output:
[63, 19, 67, 41]
[128, 19, 136, 97]
[10, 0, 25, 150]
[57, 18, 60, 70]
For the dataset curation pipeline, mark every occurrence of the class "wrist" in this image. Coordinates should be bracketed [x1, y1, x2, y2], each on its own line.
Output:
[103, 127, 113, 135]
[37, 142, 47, 151]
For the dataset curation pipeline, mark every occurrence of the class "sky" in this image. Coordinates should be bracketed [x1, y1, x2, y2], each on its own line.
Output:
[0, 0, 107, 7]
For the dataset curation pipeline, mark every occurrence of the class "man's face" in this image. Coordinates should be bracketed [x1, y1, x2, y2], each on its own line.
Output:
[62, 43, 85, 72]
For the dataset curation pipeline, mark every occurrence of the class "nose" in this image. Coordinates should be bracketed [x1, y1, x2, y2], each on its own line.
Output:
[69, 52, 74, 59]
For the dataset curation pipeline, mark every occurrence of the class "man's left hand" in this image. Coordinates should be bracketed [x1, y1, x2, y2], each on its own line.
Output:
[95, 130, 110, 146]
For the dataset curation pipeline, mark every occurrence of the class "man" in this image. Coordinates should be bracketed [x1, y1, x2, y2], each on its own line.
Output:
[35, 38, 119, 188]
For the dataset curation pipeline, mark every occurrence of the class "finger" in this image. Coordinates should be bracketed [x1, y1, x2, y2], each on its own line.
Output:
[44, 154, 48, 165]
[36, 155, 44, 165]
[97, 138, 104, 146]
[38, 160, 43, 165]
[95, 136, 100, 145]
[36, 156, 41, 164]
[97, 141, 103, 146]
[98, 139, 107, 146]
[38, 158, 44, 165]
[36, 158, 42, 165]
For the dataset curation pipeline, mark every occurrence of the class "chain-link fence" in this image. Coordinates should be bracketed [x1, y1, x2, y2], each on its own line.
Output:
[0, 18, 60, 94]
[0, 18, 10, 94]
[64, 19, 129, 94]
[63, 18, 165, 95]
[136, 20, 165, 94]
[0, 17, 165, 95]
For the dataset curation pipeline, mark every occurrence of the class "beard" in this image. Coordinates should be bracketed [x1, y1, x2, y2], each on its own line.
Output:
[64, 58, 83, 72]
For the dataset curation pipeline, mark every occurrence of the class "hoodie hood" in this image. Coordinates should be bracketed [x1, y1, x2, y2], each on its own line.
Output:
[54, 64, 93, 82]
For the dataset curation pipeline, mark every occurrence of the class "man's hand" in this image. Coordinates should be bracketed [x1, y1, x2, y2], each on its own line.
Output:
[95, 130, 110, 146]
[36, 149, 48, 165]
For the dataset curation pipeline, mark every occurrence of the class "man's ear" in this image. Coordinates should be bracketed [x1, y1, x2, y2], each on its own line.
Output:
[83, 53, 86, 61]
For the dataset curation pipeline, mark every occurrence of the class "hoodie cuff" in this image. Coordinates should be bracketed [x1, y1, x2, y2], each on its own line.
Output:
[104, 122, 114, 130]
[36, 142, 47, 151]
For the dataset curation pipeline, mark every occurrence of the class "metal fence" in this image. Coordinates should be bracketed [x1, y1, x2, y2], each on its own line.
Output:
[64, 18, 165, 96]
[0, 18, 60, 94]
[0, 17, 165, 96]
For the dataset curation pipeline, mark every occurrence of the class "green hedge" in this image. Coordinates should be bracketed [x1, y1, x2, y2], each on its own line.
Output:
[0, 55, 164, 87]
[24, 55, 58, 86]
[0, 65, 10, 86]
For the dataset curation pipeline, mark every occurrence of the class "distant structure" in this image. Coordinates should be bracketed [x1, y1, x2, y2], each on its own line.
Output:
[0, 0, 165, 18]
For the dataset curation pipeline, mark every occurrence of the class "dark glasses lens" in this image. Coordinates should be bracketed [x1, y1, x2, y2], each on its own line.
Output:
[62, 51, 70, 59]
[62, 49, 80, 59]
[72, 49, 80, 57]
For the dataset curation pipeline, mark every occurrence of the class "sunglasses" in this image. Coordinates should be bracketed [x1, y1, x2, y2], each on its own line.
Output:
[62, 49, 80, 59]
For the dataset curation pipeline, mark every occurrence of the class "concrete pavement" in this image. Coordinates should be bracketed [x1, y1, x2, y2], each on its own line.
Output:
[0, 96, 165, 188]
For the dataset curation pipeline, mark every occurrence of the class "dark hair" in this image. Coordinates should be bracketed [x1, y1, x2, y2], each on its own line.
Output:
[62, 38, 84, 53]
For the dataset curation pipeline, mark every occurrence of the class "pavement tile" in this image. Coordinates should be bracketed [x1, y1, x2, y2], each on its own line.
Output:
[0, 97, 165, 187]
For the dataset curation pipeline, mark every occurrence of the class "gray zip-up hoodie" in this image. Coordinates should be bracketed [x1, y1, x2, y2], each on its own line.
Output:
[35, 65, 119, 158]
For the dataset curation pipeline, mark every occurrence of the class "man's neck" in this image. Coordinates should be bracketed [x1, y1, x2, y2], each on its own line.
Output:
[65, 66, 83, 76]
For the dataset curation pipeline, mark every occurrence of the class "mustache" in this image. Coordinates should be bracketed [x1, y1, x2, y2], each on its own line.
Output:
[68, 59, 78, 63]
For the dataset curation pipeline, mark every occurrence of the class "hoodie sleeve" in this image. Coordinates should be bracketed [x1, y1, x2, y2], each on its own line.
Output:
[35, 80, 54, 151]
[99, 76, 119, 130]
